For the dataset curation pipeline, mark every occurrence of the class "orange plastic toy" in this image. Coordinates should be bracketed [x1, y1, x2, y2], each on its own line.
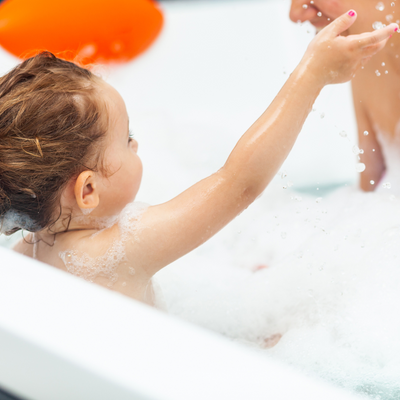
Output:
[0, 0, 163, 64]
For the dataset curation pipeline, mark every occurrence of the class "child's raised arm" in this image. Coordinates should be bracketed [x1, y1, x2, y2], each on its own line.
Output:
[128, 12, 397, 276]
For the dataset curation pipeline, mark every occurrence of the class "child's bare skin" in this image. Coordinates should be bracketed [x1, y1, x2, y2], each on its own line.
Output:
[14, 12, 397, 304]
[290, 0, 400, 190]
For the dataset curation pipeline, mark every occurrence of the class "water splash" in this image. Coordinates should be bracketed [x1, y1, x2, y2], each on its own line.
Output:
[355, 163, 366, 173]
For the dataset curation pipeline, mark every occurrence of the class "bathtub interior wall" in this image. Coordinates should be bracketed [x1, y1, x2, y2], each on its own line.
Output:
[0, 246, 364, 400]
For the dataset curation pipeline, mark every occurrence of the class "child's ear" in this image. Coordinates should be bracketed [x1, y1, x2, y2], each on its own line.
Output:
[74, 171, 100, 210]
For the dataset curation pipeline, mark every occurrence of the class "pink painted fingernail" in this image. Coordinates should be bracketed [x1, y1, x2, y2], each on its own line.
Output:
[348, 10, 355, 17]
[390, 34, 393, 38]
[395, 27, 398, 32]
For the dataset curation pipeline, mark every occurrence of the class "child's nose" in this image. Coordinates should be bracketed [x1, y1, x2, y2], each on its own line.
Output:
[289, 0, 318, 23]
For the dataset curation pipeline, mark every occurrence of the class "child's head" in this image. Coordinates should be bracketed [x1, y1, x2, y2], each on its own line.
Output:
[0, 52, 142, 235]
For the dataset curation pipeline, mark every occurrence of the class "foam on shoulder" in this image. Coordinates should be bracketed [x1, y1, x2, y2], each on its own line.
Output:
[59, 201, 149, 286]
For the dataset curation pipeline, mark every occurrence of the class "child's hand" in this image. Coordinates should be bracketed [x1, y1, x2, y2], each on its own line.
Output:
[302, 10, 398, 85]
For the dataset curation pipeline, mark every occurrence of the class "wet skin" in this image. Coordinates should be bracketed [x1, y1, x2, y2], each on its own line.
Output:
[14, 13, 396, 304]
[290, 0, 400, 190]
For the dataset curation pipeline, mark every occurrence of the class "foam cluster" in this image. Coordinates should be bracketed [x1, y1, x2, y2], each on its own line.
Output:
[59, 201, 148, 284]
[0, 210, 39, 234]
[153, 185, 400, 399]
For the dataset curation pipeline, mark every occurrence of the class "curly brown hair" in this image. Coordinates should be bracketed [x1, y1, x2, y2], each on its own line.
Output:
[0, 52, 108, 235]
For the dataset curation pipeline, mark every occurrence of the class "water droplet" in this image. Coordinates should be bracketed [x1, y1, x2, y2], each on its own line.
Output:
[122, 282, 127, 287]
[373, 21, 384, 30]
[320, 112, 325, 119]
[373, 148, 376, 152]
[287, 181, 293, 187]
[359, 149, 364, 154]
[370, 180, 375, 185]
[355, 162, 366, 172]
[128, 267, 135, 275]
[375, 69, 381, 76]
[302, 4, 308, 8]
[382, 62, 386, 66]
[316, 197, 322, 203]
[376, 2, 385, 11]
[281, 232, 287, 239]
[310, 1, 314, 3]
[317, 11, 322, 16]
[392, 1, 396, 6]
[386, 14, 394, 22]
[296, 251, 304, 259]
[363, 130, 369, 136]
[339, 130, 347, 138]
[385, 70, 389, 74]
[281, 171, 287, 179]
[352, 145, 361, 155]
[383, 182, 392, 189]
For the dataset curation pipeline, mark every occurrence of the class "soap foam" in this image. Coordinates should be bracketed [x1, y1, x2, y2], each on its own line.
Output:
[152, 185, 400, 399]
[59, 201, 148, 285]
[0, 210, 39, 234]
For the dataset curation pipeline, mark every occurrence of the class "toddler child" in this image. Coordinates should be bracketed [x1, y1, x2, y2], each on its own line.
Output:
[1, 12, 396, 303]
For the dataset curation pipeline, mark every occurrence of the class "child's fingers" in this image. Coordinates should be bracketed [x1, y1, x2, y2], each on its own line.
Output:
[322, 10, 357, 37]
[354, 24, 398, 48]
[361, 56, 373, 66]
[361, 37, 390, 58]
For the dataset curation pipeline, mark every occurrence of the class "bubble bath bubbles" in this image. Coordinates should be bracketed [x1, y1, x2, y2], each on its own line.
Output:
[60, 240, 126, 283]
[373, 21, 385, 30]
[0, 210, 39, 234]
[355, 163, 366, 172]
[59, 202, 148, 284]
[152, 182, 400, 399]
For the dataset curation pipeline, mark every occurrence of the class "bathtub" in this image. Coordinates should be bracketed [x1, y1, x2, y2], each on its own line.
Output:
[0, 246, 364, 400]
[0, 0, 363, 398]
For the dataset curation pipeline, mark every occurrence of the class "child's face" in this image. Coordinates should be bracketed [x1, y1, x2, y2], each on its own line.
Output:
[97, 80, 143, 216]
